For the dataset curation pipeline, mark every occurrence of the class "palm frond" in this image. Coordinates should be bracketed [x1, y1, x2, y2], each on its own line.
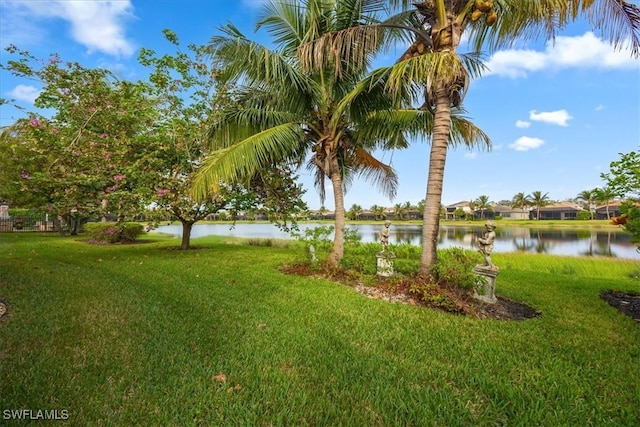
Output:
[257, 0, 306, 53]
[351, 147, 399, 200]
[208, 107, 299, 151]
[192, 122, 304, 200]
[210, 24, 311, 92]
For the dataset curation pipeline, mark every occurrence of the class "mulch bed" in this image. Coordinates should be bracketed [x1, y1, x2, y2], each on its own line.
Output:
[281, 264, 639, 323]
[280, 264, 541, 321]
[600, 290, 640, 323]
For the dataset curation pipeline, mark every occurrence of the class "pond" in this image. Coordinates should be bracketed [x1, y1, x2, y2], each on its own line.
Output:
[155, 222, 640, 260]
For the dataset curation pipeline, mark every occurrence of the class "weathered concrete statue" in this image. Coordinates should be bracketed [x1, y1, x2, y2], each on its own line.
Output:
[380, 220, 391, 252]
[478, 220, 497, 269]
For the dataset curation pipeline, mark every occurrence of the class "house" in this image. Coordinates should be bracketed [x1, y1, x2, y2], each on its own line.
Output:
[471, 204, 528, 220]
[445, 201, 474, 220]
[532, 201, 584, 220]
[309, 209, 336, 220]
[595, 202, 623, 220]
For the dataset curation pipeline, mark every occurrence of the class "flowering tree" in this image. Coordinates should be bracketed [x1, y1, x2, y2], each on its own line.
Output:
[0, 46, 158, 234]
[138, 31, 307, 249]
[1, 38, 307, 245]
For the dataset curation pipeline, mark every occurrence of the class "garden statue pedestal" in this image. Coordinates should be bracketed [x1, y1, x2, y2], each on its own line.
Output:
[376, 252, 396, 277]
[473, 265, 499, 304]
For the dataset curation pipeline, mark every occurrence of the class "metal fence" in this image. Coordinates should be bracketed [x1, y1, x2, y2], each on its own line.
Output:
[0, 214, 58, 233]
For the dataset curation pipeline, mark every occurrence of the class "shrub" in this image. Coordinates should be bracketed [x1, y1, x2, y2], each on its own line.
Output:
[429, 247, 482, 290]
[85, 222, 144, 244]
[576, 211, 592, 220]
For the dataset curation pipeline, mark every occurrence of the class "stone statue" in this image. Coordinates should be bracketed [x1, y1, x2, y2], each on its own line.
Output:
[478, 220, 497, 268]
[379, 220, 391, 252]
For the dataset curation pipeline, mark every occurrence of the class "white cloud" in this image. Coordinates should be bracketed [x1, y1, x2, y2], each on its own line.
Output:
[464, 152, 477, 159]
[529, 109, 572, 126]
[0, 0, 135, 57]
[484, 32, 639, 78]
[509, 136, 544, 151]
[515, 120, 531, 128]
[595, 104, 606, 111]
[8, 85, 40, 103]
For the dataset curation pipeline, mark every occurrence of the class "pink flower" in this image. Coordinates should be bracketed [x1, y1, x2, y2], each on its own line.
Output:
[99, 133, 108, 138]
[104, 153, 111, 160]
[113, 174, 125, 181]
[20, 172, 29, 179]
[157, 189, 170, 196]
[29, 119, 42, 128]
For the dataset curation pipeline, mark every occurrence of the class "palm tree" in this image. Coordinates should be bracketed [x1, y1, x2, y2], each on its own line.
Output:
[594, 186, 618, 220]
[196, 0, 493, 266]
[394, 202, 407, 220]
[370, 204, 386, 220]
[530, 191, 550, 220]
[348, 203, 363, 220]
[192, 0, 446, 266]
[300, 0, 640, 274]
[511, 191, 531, 217]
[475, 194, 491, 219]
[576, 189, 596, 220]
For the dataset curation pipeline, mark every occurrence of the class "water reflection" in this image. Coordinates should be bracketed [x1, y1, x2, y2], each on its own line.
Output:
[155, 222, 640, 260]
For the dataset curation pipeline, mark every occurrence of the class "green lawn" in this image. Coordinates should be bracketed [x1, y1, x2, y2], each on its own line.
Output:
[0, 233, 638, 426]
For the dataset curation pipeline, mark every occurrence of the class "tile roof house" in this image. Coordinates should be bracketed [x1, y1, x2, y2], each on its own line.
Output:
[533, 201, 584, 220]
[595, 201, 623, 220]
[445, 201, 474, 220]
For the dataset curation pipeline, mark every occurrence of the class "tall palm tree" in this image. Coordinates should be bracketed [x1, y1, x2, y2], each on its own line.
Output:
[193, 0, 426, 265]
[530, 190, 550, 220]
[300, 0, 640, 274]
[475, 194, 491, 219]
[576, 189, 596, 220]
[594, 186, 618, 220]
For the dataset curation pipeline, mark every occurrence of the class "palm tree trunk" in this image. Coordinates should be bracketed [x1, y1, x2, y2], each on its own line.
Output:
[328, 161, 345, 266]
[419, 85, 451, 275]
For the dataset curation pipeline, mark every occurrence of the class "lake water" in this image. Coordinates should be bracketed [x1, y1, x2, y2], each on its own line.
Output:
[155, 222, 640, 260]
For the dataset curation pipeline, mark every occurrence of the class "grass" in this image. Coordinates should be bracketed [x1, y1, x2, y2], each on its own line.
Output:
[0, 232, 639, 426]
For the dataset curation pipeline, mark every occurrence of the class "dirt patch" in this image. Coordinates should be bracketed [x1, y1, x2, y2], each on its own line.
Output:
[280, 264, 541, 321]
[600, 290, 640, 323]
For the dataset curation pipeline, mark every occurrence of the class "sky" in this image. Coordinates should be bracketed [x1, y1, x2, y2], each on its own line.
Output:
[1, 0, 639, 210]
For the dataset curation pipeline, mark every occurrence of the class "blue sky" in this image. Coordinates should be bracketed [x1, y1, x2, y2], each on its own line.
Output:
[1, 0, 638, 210]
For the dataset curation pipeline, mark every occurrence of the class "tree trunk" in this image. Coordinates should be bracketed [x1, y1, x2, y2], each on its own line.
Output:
[181, 220, 194, 250]
[419, 85, 451, 275]
[328, 159, 345, 266]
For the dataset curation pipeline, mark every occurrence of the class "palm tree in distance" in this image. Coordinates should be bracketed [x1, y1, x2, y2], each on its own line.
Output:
[394, 202, 407, 220]
[530, 191, 550, 220]
[594, 186, 618, 220]
[576, 189, 596, 220]
[511, 191, 531, 213]
[370, 204, 386, 220]
[475, 194, 491, 219]
[349, 203, 363, 220]
[299, 0, 640, 274]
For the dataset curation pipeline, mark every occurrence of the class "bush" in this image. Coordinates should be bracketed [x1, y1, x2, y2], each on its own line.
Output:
[576, 211, 592, 220]
[85, 222, 144, 244]
[429, 247, 482, 290]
